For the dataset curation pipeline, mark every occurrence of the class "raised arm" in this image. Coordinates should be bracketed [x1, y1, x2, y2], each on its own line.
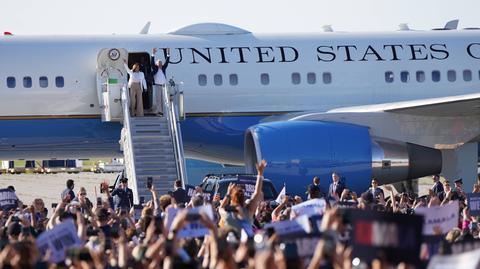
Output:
[123, 60, 133, 76]
[248, 160, 267, 216]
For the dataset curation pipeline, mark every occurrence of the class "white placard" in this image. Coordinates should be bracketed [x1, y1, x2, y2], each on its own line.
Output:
[415, 201, 459, 235]
[36, 219, 82, 263]
[166, 205, 214, 239]
[291, 198, 327, 217]
[264, 215, 311, 236]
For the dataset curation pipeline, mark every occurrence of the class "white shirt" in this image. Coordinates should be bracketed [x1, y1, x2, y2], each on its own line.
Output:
[153, 68, 167, 85]
[124, 63, 147, 90]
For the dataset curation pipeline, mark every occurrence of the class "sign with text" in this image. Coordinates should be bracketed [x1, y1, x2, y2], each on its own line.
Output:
[291, 198, 327, 217]
[166, 204, 214, 239]
[264, 215, 312, 237]
[0, 188, 18, 210]
[350, 209, 423, 264]
[36, 219, 82, 263]
[237, 175, 258, 199]
[467, 193, 480, 217]
[415, 201, 459, 235]
[185, 184, 213, 201]
[427, 248, 480, 269]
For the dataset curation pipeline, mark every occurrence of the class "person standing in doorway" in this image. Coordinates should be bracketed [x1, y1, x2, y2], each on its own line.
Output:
[151, 48, 170, 115]
[123, 60, 147, 117]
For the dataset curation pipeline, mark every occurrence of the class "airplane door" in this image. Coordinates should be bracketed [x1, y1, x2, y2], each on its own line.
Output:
[96, 48, 129, 121]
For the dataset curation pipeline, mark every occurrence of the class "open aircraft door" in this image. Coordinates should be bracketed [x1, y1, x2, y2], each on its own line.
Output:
[96, 48, 128, 122]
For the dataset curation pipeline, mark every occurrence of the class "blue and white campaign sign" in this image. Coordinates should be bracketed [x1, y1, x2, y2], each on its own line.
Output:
[415, 201, 459, 235]
[0, 188, 18, 210]
[185, 184, 213, 201]
[264, 215, 311, 237]
[427, 248, 480, 269]
[237, 175, 257, 199]
[467, 193, 480, 217]
[36, 219, 82, 263]
[166, 204, 214, 239]
[291, 198, 327, 217]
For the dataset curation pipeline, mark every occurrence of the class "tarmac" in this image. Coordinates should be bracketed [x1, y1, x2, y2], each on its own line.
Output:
[0, 172, 117, 212]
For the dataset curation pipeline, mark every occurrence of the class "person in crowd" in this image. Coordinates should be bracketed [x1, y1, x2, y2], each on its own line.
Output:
[72, 186, 93, 214]
[431, 174, 445, 200]
[151, 47, 171, 115]
[368, 177, 384, 203]
[328, 172, 346, 199]
[123, 59, 147, 117]
[306, 176, 325, 199]
[61, 179, 75, 201]
[172, 179, 189, 205]
[108, 177, 134, 210]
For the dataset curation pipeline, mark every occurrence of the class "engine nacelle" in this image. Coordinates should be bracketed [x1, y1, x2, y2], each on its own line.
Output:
[244, 121, 441, 196]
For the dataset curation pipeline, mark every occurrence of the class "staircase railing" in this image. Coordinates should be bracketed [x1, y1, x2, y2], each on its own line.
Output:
[120, 86, 139, 203]
[163, 80, 187, 186]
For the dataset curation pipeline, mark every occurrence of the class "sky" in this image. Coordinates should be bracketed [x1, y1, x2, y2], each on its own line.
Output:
[1, 0, 479, 35]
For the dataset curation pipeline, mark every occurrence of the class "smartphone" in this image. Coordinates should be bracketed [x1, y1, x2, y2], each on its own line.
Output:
[104, 238, 112, 250]
[51, 203, 58, 209]
[96, 197, 102, 207]
[186, 213, 200, 222]
[100, 183, 104, 194]
[147, 177, 153, 189]
[140, 196, 145, 204]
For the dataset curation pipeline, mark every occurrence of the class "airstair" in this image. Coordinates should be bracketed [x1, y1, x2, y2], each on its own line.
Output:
[96, 48, 187, 203]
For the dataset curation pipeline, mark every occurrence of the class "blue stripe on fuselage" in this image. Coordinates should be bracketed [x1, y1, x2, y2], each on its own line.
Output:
[0, 115, 266, 163]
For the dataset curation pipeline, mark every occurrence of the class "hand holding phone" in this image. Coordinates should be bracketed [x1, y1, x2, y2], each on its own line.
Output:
[147, 177, 153, 190]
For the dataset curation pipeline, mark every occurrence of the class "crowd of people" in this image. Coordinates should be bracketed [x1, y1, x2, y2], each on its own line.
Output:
[0, 160, 479, 269]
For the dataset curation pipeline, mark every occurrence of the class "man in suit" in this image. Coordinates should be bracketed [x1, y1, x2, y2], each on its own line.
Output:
[61, 179, 75, 201]
[306, 176, 326, 199]
[151, 48, 171, 115]
[110, 178, 134, 210]
[431, 174, 444, 200]
[172, 179, 189, 205]
[328, 172, 345, 199]
[368, 177, 384, 203]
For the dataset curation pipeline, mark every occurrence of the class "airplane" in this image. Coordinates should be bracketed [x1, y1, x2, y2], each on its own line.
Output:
[0, 22, 479, 196]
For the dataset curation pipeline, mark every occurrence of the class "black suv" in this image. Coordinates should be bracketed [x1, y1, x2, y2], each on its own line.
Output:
[199, 174, 278, 200]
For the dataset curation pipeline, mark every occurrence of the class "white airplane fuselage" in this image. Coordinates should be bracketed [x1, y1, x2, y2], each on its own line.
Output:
[0, 28, 479, 165]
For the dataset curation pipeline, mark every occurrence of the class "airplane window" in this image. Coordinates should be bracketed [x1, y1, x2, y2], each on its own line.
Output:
[6, 77, 16, 88]
[385, 71, 394, 83]
[198, 74, 207, 86]
[463, 70, 472, 81]
[416, 71, 425, 83]
[323, 72, 332, 84]
[23, 77, 32, 88]
[39, 76, 48, 88]
[307, 72, 316, 84]
[432, 70, 441, 82]
[400, 71, 409, 83]
[291, 73, 301, 85]
[214, 74, 222, 86]
[447, 70, 456, 82]
[55, 76, 64, 88]
[229, 74, 238, 85]
[260, 73, 269, 85]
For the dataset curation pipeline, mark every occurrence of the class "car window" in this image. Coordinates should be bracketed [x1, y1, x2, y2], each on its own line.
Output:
[205, 181, 216, 192]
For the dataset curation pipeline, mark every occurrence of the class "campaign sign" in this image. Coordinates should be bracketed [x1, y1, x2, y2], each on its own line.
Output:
[237, 175, 257, 199]
[427, 248, 480, 269]
[350, 209, 423, 264]
[166, 204, 214, 239]
[36, 219, 82, 263]
[264, 215, 312, 238]
[415, 201, 459, 235]
[0, 188, 18, 210]
[185, 184, 213, 201]
[467, 193, 480, 217]
[291, 198, 327, 217]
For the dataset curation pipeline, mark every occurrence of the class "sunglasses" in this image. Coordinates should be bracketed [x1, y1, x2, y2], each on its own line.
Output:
[80, 193, 87, 196]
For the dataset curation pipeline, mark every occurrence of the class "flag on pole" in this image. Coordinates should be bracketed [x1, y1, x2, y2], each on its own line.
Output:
[275, 184, 286, 204]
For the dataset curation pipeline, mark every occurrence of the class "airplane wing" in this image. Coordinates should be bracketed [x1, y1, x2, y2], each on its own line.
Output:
[327, 92, 480, 117]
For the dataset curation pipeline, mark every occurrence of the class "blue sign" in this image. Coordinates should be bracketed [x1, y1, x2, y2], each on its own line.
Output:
[467, 193, 480, 217]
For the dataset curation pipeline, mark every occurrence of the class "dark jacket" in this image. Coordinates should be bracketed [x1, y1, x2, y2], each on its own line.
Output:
[328, 181, 346, 198]
[110, 187, 134, 210]
[172, 188, 189, 204]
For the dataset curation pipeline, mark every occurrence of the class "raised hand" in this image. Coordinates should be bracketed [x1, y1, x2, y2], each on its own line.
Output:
[256, 160, 267, 176]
